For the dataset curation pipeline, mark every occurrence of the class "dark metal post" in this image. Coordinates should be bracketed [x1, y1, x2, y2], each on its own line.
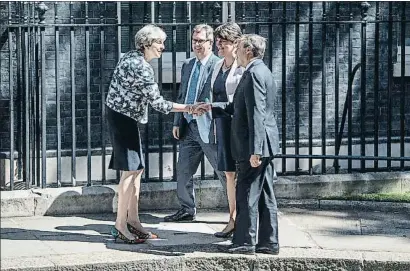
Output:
[308, 2, 313, 174]
[157, 2, 164, 182]
[254, 2, 259, 35]
[281, 3, 287, 175]
[85, 2, 92, 186]
[295, 2, 300, 173]
[9, 2, 15, 190]
[400, 2, 406, 170]
[373, 2, 380, 170]
[23, 2, 30, 189]
[172, 2, 177, 180]
[54, 2, 61, 187]
[70, 2, 76, 186]
[321, 2, 327, 174]
[360, 2, 370, 172]
[334, 2, 340, 173]
[387, 2, 393, 170]
[100, 2, 106, 184]
[38, 1, 48, 188]
[347, 3, 353, 172]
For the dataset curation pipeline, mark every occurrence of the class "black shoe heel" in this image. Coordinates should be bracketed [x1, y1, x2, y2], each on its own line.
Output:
[111, 227, 145, 244]
[214, 228, 235, 238]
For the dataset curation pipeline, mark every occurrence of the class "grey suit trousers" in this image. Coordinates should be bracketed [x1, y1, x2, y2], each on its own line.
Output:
[177, 121, 227, 215]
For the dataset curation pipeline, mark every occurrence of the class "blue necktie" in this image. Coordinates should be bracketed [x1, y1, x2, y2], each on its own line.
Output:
[185, 61, 201, 123]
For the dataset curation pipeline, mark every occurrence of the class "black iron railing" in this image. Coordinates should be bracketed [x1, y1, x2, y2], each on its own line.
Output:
[0, 1, 409, 191]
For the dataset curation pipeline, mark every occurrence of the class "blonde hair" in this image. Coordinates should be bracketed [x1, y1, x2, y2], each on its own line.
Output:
[134, 24, 167, 51]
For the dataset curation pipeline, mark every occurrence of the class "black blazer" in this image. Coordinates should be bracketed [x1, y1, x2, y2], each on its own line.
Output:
[213, 59, 280, 161]
[173, 54, 220, 140]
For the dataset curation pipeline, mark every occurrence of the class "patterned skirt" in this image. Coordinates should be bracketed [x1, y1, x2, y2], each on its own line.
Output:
[106, 105, 145, 171]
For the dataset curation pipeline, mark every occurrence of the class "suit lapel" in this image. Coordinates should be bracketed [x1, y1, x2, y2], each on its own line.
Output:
[182, 59, 196, 99]
[233, 70, 249, 102]
[197, 55, 216, 98]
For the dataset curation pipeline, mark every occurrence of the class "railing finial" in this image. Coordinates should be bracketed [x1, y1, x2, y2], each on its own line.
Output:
[36, 1, 48, 24]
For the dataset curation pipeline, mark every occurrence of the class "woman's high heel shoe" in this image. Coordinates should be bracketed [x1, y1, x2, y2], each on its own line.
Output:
[214, 227, 235, 238]
[127, 223, 159, 239]
[111, 227, 146, 244]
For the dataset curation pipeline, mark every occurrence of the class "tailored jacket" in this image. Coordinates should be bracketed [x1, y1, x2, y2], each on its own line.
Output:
[197, 58, 244, 144]
[212, 59, 280, 161]
[173, 53, 220, 142]
[106, 50, 172, 123]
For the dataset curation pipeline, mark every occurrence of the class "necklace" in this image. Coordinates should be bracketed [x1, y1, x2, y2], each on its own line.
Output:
[222, 59, 233, 72]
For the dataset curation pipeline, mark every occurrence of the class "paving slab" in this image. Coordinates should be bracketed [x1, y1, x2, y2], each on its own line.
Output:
[1, 208, 410, 270]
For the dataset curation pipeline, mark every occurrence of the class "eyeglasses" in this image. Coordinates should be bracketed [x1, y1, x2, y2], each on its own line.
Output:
[192, 38, 210, 45]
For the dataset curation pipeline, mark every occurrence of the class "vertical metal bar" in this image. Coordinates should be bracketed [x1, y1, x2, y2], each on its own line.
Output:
[400, 2, 406, 170]
[17, 5, 23, 182]
[23, 2, 30, 189]
[172, 2, 177, 180]
[186, 2, 191, 59]
[85, 2, 92, 186]
[200, 2, 205, 23]
[157, 2, 164, 182]
[308, 2, 313, 174]
[35, 5, 40, 187]
[143, 3, 150, 182]
[140, 3, 150, 183]
[128, 2, 133, 50]
[334, 2, 340, 174]
[268, 2, 273, 70]
[374, 2, 380, 170]
[30, 2, 36, 186]
[241, 1, 246, 33]
[40, 22, 46, 188]
[387, 2, 393, 170]
[116, 2, 122, 182]
[347, 3, 353, 172]
[9, 2, 15, 191]
[227, 1, 232, 22]
[321, 2, 327, 174]
[295, 2, 300, 173]
[254, 2, 259, 35]
[281, 3, 286, 174]
[100, 2, 106, 184]
[70, 2, 76, 186]
[34, 2, 39, 186]
[54, 2, 61, 187]
[360, 2, 369, 173]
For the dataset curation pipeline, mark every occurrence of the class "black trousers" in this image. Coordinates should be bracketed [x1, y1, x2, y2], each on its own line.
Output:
[232, 157, 279, 248]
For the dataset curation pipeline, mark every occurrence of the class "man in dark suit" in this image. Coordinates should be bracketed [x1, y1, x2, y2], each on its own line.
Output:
[197, 34, 280, 255]
[164, 24, 226, 222]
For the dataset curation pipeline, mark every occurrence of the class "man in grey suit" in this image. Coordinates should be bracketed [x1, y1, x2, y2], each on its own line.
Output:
[164, 24, 226, 222]
[198, 34, 280, 254]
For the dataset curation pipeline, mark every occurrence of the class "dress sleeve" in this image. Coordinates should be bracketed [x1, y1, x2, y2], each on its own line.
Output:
[131, 58, 173, 114]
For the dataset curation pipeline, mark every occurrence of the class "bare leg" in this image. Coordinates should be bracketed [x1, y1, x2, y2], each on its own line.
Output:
[127, 170, 149, 234]
[114, 170, 140, 240]
[224, 171, 236, 232]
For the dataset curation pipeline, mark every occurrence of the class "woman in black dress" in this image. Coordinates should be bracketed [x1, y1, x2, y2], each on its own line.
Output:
[106, 24, 197, 243]
[210, 23, 244, 238]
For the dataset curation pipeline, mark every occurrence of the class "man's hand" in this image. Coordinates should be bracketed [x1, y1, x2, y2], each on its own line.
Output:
[193, 103, 212, 116]
[172, 126, 180, 140]
[250, 154, 262, 168]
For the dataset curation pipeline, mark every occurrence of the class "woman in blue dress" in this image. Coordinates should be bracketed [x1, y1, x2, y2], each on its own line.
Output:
[210, 22, 244, 238]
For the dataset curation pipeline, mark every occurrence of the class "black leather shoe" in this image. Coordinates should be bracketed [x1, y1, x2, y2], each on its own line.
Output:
[255, 246, 279, 255]
[214, 228, 235, 238]
[218, 244, 255, 255]
[164, 209, 196, 222]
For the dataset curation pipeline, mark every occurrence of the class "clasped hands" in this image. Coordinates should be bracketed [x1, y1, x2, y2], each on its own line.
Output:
[188, 102, 212, 116]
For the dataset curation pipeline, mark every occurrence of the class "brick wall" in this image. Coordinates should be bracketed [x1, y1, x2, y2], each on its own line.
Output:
[0, 1, 409, 154]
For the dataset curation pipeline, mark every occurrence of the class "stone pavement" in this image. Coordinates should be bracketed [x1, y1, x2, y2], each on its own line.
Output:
[1, 208, 410, 271]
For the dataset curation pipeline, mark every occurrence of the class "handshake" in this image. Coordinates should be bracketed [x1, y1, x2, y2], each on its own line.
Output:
[188, 102, 212, 116]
